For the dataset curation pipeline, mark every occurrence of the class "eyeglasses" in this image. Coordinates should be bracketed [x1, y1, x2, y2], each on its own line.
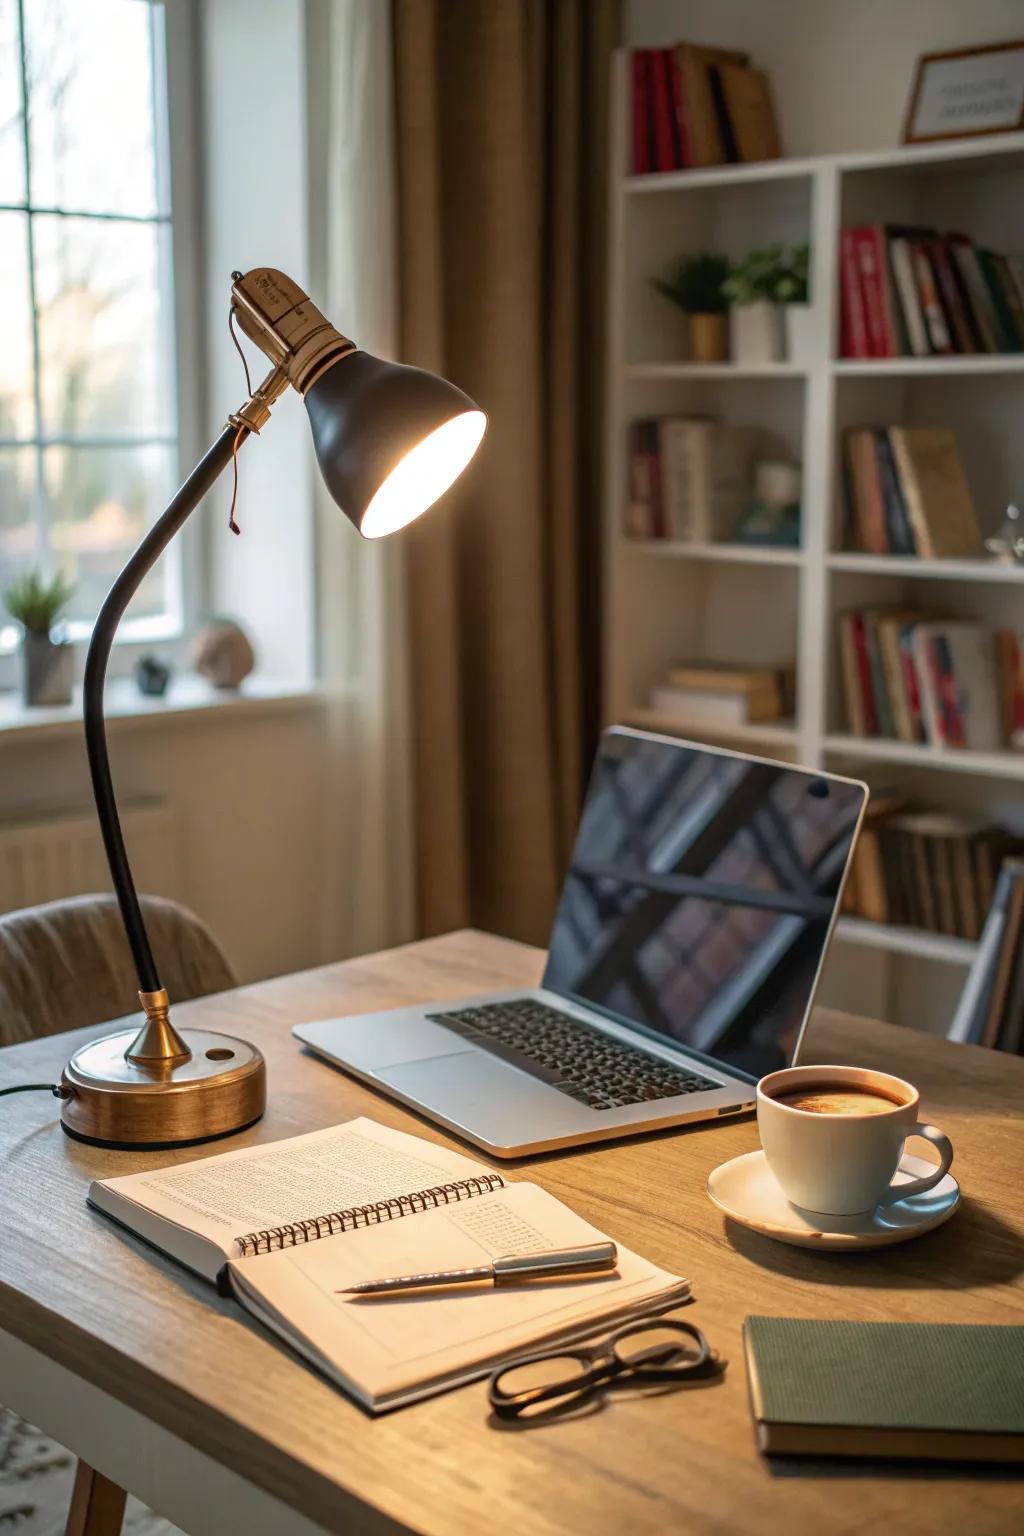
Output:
[488, 1314, 720, 1422]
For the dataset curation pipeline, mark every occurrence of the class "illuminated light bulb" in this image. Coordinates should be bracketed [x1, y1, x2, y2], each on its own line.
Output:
[360, 411, 487, 539]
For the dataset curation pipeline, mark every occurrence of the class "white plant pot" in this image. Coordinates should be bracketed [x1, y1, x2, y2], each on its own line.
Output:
[729, 301, 784, 365]
[784, 302, 814, 364]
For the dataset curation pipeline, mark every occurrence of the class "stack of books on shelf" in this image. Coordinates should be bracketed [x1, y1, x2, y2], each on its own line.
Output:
[842, 791, 1017, 942]
[630, 43, 780, 173]
[951, 858, 1024, 1052]
[838, 610, 1024, 752]
[839, 226, 1024, 358]
[647, 663, 795, 731]
[627, 417, 754, 541]
[841, 425, 982, 558]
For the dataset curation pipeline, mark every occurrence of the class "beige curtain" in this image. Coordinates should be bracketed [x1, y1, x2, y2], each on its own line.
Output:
[392, 0, 620, 945]
[317, 0, 416, 960]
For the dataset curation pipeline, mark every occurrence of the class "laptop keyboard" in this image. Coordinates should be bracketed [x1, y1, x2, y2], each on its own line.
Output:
[425, 998, 718, 1111]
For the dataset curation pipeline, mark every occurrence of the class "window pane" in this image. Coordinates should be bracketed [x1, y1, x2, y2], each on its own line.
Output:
[24, 0, 157, 217]
[0, 0, 25, 203]
[43, 443, 176, 624]
[0, 448, 41, 623]
[0, 212, 36, 438]
[34, 214, 172, 438]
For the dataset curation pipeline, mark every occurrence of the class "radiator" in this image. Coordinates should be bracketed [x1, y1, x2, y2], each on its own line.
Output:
[0, 801, 182, 914]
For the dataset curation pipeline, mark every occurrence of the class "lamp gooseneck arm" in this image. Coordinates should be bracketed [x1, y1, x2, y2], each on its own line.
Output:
[83, 426, 247, 996]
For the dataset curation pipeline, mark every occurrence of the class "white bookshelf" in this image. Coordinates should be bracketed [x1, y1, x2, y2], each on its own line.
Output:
[603, 53, 1024, 1033]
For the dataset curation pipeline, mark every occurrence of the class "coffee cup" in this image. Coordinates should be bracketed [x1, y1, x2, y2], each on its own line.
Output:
[756, 1064, 953, 1216]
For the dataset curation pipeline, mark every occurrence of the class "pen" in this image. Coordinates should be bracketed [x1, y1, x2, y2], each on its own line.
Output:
[337, 1241, 618, 1295]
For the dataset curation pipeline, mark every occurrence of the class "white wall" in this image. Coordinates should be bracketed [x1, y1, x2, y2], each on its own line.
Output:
[0, 700, 327, 984]
[625, 1, 1024, 156]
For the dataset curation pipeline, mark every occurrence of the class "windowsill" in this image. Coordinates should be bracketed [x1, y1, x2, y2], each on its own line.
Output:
[0, 676, 323, 744]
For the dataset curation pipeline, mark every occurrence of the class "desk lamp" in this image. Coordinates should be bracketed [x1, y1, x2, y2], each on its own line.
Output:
[59, 268, 486, 1148]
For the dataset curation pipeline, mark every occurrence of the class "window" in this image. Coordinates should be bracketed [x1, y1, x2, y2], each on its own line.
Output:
[0, 0, 181, 646]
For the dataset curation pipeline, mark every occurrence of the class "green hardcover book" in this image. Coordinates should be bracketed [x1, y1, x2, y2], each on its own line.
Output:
[977, 250, 1023, 353]
[744, 1317, 1024, 1462]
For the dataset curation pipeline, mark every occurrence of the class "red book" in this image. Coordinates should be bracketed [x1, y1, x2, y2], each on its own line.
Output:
[853, 227, 887, 357]
[851, 614, 879, 735]
[935, 636, 967, 747]
[899, 628, 924, 742]
[839, 231, 869, 358]
[865, 227, 898, 355]
[668, 51, 691, 168]
[632, 52, 651, 174]
[650, 49, 676, 171]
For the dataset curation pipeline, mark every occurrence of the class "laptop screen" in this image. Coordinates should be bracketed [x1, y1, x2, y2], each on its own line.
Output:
[542, 729, 865, 1081]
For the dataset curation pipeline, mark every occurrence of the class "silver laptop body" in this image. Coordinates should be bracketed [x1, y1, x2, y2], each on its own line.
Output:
[296, 728, 867, 1158]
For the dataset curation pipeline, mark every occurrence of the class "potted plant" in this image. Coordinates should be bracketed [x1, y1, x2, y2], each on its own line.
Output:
[653, 252, 730, 363]
[722, 246, 788, 364]
[775, 244, 811, 363]
[4, 568, 76, 706]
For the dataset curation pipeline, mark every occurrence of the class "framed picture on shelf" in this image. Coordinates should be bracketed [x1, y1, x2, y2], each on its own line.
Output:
[902, 40, 1024, 144]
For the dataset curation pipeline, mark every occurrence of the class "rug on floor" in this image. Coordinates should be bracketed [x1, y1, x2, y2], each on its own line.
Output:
[0, 1409, 184, 1535]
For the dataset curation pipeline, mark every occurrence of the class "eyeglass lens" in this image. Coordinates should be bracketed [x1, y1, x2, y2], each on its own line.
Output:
[494, 1352, 595, 1416]
[612, 1323, 707, 1375]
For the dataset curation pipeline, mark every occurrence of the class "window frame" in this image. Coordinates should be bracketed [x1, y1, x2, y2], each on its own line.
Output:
[0, 0, 203, 686]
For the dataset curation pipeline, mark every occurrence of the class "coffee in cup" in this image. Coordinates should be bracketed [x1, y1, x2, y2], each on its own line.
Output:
[771, 1084, 903, 1117]
[756, 1065, 953, 1216]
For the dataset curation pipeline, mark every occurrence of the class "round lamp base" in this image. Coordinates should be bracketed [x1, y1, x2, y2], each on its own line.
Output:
[60, 1027, 266, 1149]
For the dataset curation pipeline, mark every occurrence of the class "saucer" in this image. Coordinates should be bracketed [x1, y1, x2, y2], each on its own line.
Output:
[706, 1149, 960, 1250]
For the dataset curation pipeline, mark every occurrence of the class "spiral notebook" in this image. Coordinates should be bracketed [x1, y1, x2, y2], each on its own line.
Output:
[89, 1117, 688, 1412]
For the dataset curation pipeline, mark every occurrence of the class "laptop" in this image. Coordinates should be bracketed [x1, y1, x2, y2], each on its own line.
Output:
[295, 727, 867, 1157]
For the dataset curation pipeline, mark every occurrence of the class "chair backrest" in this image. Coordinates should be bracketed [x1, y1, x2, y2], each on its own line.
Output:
[0, 893, 238, 1048]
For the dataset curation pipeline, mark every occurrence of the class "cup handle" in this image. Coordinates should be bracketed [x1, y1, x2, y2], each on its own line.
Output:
[877, 1123, 953, 1207]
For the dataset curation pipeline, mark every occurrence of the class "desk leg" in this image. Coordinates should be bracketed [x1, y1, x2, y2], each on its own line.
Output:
[64, 1458, 127, 1536]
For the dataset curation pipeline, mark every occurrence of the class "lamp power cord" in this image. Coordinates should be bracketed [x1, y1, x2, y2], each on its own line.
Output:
[0, 1082, 69, 1099]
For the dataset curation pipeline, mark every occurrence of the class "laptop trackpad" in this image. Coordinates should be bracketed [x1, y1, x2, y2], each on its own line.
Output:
[296, 1013, 471, 1072]
[377, 1051, 590, 1141]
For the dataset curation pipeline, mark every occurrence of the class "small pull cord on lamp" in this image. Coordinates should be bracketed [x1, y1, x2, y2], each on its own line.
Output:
[59, 267, 486, 1150]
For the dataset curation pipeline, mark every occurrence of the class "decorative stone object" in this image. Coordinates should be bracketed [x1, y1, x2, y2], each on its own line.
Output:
[191, 620, 255, 689]
[134, 654, 173, 697]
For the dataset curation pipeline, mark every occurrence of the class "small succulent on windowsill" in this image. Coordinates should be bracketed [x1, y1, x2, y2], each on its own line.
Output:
[4, 568, 76, 707]
[653, 252, 730, 362]
[5, 568, 75, 637]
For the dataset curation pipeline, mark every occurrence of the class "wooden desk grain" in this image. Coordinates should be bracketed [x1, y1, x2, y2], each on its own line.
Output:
[1, 930, 1022, 1536]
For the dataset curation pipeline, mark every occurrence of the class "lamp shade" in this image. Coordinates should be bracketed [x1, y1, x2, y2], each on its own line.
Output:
[304, 350, 486, 538]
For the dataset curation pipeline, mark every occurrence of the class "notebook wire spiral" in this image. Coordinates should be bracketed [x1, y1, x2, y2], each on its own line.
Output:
[234, 1173, 506, 1256]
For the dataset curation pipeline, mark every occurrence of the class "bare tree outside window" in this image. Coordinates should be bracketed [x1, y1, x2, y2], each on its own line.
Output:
[0, 0, 179, 642]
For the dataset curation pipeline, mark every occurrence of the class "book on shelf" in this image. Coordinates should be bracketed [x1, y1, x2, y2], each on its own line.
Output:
[89, 1116, 688, 1414]
[628, 44, 780, 172]
[950, 858, 1024, 1050]
[841, 425, 982, 559]
[838, 609, 1015, 752]
[997, 630, 1024, 748]
[626, 416, 754, 542]
[844, 795, 1017, 942]
[838, 224, 1024, 358]
[648, 663, 794, 729]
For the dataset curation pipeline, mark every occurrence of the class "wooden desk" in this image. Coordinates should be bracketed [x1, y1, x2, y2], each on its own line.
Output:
[1, 931, 1022, 1536]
